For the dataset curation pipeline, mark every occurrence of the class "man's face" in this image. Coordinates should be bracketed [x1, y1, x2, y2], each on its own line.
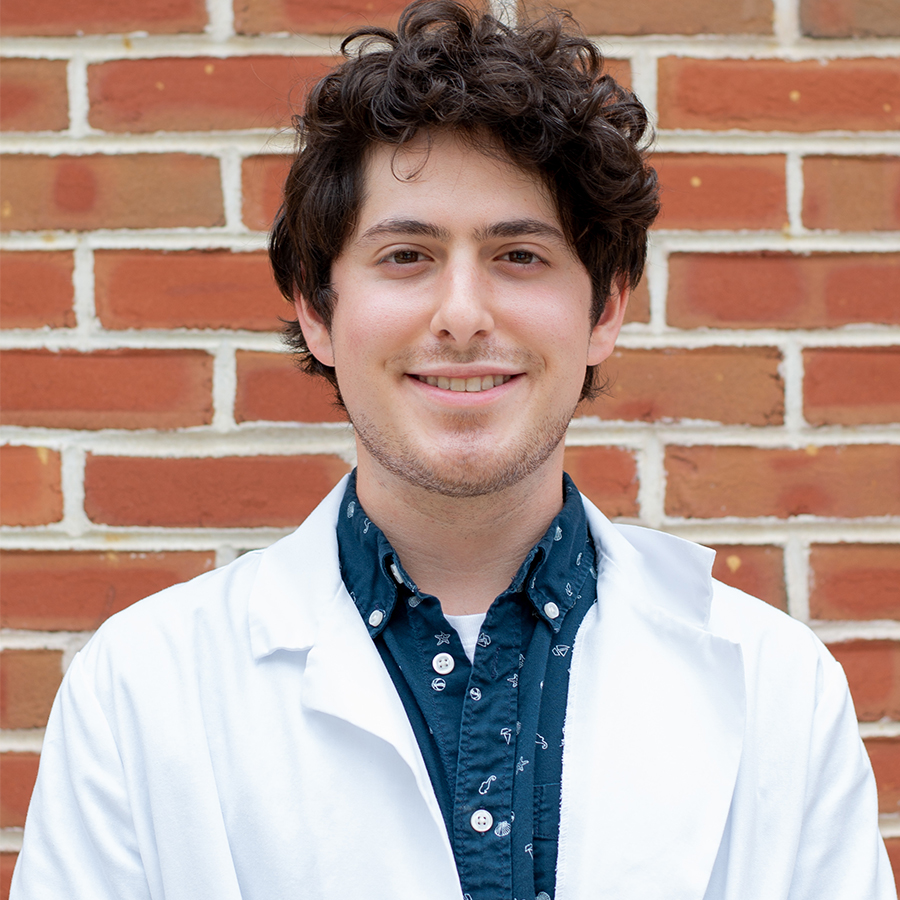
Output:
[296, 132, 625, 498]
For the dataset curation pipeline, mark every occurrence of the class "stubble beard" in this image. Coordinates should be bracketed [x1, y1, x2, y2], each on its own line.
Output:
[348, 401, 577, 499]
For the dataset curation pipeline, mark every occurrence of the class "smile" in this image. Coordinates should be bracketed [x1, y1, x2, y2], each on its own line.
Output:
[415, 374, 513, 393]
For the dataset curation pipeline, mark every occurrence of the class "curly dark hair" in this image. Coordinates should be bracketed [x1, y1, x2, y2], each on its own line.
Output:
[270, 0, 659, 403]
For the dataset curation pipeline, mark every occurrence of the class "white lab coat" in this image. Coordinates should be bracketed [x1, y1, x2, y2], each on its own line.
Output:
[13, 477, 894, 899]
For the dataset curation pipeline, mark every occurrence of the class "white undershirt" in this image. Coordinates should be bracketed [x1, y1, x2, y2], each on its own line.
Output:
[444, 612, 487, 664]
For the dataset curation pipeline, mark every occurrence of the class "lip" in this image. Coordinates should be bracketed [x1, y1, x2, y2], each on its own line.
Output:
[406, 372, 521, 405]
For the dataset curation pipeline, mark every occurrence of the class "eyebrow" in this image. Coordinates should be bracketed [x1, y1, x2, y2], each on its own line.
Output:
[356, 217, 567, 246]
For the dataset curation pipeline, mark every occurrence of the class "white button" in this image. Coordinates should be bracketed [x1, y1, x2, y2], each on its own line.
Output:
[543, 601, 560, 619]
[432, 653, 455, 675]
[389, 562, 403, 584]
[368, 609, 385, 627]
[469, 687, 482, 701]
[470, 809, 493, 832]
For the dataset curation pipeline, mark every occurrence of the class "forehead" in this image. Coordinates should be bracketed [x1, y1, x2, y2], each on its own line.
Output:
[353, 132, 561, 234]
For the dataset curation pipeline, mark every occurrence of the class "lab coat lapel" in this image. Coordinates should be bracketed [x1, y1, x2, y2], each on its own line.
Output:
[248, 476, 449, 851]
[555, 501, 746, 900]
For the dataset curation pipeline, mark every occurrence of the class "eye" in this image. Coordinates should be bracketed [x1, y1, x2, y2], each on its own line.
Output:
[501, 249, 542, 265]
[383, 249, 424, 265]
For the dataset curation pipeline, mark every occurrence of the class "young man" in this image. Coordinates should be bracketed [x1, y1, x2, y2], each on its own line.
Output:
[13, 2, 892, 898]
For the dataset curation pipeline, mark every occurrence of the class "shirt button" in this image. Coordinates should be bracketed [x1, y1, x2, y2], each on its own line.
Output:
[432, 652, 455, 675]
[470, 809, 493, 833]
[368, 609, 385, 627]
[544, 601, 560, 620]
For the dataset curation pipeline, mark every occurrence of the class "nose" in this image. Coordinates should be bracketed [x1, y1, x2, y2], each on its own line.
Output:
[429, 262, 494, 347]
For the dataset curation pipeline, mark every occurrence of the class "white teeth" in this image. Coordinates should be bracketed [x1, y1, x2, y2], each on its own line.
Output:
[418, 374, 512, 392]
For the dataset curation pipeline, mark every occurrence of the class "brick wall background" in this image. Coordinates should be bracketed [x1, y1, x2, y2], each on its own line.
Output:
[1, 0, 898, 892]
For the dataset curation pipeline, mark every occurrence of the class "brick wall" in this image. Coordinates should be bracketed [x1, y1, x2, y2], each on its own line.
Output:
[1, 0, 898, 891]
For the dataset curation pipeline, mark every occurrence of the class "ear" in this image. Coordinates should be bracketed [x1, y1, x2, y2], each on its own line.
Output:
[293, 294, 335, 367]
[587, 282, 629, 367]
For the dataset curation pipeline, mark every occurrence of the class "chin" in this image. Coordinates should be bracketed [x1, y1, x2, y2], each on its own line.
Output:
[351, 410, 575, 498]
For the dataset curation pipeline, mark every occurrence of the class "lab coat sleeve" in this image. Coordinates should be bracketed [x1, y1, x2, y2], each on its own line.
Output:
[788, 645, 895, 900]
[11, 648, 153, 900]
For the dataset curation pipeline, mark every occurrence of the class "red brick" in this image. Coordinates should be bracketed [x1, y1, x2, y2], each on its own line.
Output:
[804, 347, 900, 426]
[577, 346, 783, 425]
[236, 0, 408, 35]
[94, 249, 286, 331]
[667, 252, 900, 329]
[88, 56, 335, 133]
[0, 251, 75, 329]
[0, 650, 63, 729]
[625, 276, 649, 324]
[521, 0, 772, 34]
[809, 544, 900, 620]
[659, 57, 900, 132]
[0, 0, 206, 36]
[830, 641, 900, 721]
[803, 156, 900, 232]
[84, 454, 351, 527]
[0, 550, 215, 631]
[0, 154, 223, 232]
[0, 446, 62, 526]
[708, 544, 787, 611]
[0, 349, 213, 430]
[562, 445, 638, 518]
[653, 154, 787, 230]
[801, 0, 900, 37]
[665, 444, 900, 519]
[0, 59, 68, 132]
[0, 753, 39, 828]
[1, 852, 15, 900]
[865, 737, 900, 813]
[886, 839, 900, 895]
[235, 351, 345, 423]
[242, 154, 291, 232]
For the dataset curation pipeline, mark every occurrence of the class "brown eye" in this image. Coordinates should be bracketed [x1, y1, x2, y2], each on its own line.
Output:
[390, 250, 421, 264]
[504, 250, 538, 264]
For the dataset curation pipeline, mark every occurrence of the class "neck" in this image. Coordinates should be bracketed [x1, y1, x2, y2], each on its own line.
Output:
[355, 448, 567, 616]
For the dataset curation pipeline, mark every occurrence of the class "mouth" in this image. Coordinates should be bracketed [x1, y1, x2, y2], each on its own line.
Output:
[414, 374, 514, 393]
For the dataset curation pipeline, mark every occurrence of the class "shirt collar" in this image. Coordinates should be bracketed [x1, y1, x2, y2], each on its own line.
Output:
[337, 471, 595, 637]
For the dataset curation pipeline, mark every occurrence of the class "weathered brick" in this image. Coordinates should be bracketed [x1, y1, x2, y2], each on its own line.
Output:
[667, 252, 900, 329]
[0, 0, 207, 36]
[0, 650, 63, 730]
[809, 544, 900, 620]
[235, 351, 345, 423]
[88, 56, 334, 133]
[801, 0, 900, 37]
[0, 550, 215, 631]
[562, 445, 638, 518]
[84, 454, 352, 527]
[521, 0, 772, 34]
[830, 641, 900, 721]
[803, 156, 900, 232]
[665, 444, 900, 519]
[659, 57, 900, 132]
[0, 349, 213, 430]
[235, 0, 408, 35]
[653, 154, 787, 230]
[865, 737, 900, 813]
[0, 753, 39, 828]
[804, 347, 900, 426]
[0, 59, 68, 132]
[0, 251, 75, 329]
[708, 544, 787, 612]
[242, 154, 291, 232]
[0, 154, 224, 232]
[0, 446, 62, 527]
[93, 249, 286, 331]
[577, 346, 783, 425]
